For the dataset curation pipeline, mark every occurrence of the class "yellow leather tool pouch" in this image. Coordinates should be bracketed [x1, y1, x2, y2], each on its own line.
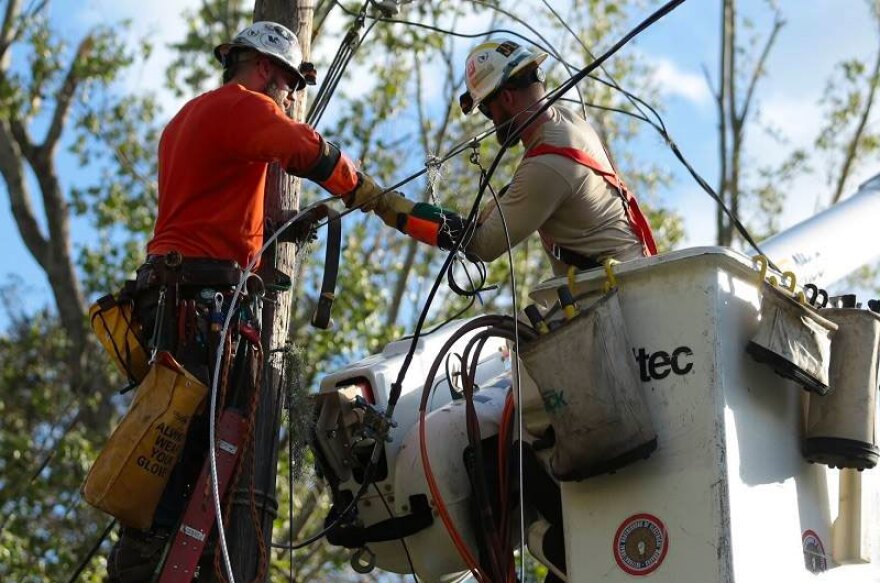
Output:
[89, 287, 149, 385]
[82, 351, 208, 529]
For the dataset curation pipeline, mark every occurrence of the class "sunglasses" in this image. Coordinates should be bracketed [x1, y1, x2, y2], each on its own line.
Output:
[477, 94, 497, 119]
[459, 89, 499, 118]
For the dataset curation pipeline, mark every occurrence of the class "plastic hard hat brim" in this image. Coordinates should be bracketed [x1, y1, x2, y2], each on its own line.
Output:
[463, 51, 550, 115]
[214, 42, 307, 90]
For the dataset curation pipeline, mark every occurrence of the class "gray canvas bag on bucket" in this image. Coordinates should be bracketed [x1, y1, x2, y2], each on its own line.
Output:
[520, 289, 657, 481]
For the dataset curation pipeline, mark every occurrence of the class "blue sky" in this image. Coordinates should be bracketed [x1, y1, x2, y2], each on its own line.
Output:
[1, 0, 878, 323]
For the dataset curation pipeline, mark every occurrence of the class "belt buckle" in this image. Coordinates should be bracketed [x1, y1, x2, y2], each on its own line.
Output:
[164, 251, 183, 268]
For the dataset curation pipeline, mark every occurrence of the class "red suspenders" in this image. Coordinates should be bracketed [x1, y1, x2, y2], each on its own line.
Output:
[525, 144, 658, 257]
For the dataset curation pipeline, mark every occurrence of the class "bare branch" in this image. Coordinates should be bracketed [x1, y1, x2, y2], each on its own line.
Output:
[0, 120, 49, 266]
[716, 0, 732, 245]
[42, 35, 93, 154]
[8, 117, 36, 161]
[737, 13, 785, 136]
[700, 63, 721, 103]
[831, 44, 880, 204]
[290, 482, 325, 540]
[0, 0, 22, 66]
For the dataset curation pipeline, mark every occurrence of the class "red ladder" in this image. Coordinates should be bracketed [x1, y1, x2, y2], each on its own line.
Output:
[157, 409, 247, 582]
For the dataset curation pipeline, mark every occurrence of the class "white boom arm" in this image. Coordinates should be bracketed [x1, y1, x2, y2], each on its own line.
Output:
[760, 173, 880, 287]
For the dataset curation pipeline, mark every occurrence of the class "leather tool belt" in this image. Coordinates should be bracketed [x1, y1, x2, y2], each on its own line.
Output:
[136, 251, 243, 290]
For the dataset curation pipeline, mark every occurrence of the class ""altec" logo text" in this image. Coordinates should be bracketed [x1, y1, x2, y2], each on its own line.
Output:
[634, 347, 693, 381]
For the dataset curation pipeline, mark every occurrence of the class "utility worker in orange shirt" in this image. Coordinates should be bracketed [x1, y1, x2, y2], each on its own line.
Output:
[105, 21, 383, 582]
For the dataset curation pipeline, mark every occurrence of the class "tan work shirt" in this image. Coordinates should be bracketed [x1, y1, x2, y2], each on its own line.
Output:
[467, 105, 645, 276]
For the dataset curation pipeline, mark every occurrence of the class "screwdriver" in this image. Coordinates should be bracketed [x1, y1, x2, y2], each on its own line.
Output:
[524, 305, 550, 335]
[557, 285, 579, 320]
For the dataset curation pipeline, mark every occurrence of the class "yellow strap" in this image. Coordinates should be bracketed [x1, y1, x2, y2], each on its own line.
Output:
[567, 265, 577, 294]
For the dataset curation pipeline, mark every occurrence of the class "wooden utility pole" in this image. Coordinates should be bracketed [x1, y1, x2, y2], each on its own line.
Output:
[225, 1, 314, 580]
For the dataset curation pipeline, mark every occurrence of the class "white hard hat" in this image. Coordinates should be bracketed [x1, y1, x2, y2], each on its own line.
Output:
[214, 21, 309, 89]
[460, 39, 548, 114]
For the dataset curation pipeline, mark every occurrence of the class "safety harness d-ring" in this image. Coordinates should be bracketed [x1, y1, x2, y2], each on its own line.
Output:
[351, 546, 376, 574]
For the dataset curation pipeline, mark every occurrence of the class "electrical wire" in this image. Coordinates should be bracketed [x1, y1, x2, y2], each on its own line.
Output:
[372, 483, 419, 582]
[397, 295, 475, 342]
[397, 256, 486, 343]
[334, 0, 590, 118]
[207, 197, 345, 582]
[538, 0, 777, 266]
[415, 315, 518, 582]
[415, 317, 535, 583]
[340, 0, 775, 264]
[307, 0, 374, 128]
[66, 519, 116, 583]
[475, 159, 527, 582]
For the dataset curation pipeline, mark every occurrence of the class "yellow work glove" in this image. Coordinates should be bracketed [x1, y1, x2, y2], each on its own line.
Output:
[343, 172, 386, 212]
[373, 191, 416, 230]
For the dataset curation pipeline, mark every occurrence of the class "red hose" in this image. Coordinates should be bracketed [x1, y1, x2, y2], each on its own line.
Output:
[418, 410, 487, 583]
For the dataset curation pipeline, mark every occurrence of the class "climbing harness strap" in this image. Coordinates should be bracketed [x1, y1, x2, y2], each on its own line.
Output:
[525, 144, 658, 257]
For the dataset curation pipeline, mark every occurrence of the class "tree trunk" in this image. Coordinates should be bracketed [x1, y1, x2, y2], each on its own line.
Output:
[719, 0, 737, 247]
[224, 1, 313, 581]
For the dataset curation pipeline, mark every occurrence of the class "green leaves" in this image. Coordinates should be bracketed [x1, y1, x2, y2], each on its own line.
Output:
[164, 0, 251, 97]
[0, 303, 117, 582]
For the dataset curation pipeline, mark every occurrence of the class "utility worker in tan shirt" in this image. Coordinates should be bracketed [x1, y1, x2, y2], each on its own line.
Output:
[371, 39, 657, 275]
[368, 39, 659, 583]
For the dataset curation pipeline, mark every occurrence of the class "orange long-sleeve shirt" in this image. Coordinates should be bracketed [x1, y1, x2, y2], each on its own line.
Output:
[148, 83, 358, 267]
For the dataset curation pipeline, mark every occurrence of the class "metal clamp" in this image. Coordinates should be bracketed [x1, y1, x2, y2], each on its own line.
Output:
[353, 396, 396, 443]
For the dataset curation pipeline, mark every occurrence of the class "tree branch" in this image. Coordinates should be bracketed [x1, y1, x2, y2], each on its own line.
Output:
[701, 63, 720, 103]
[831, 42, 880, 204]
[8, 116, 36, 161]
[42, 35, 93, 155]
[290, 482, 324, 540]
[0, 0, 22, 66]
[0, 120, 49, 267]
[716, 0, 731, 245]
[737, 13, 785, 138]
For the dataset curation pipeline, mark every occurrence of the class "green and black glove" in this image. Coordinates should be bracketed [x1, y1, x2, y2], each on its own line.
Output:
[374, 192, 468, 251]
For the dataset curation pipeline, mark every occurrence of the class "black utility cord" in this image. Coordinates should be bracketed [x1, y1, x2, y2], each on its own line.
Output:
[372, 483, 419, 582]
[342, 0, 774, 265]
[387, 0, 688, 426]
[66, 519, 116, 583]
[307, 0, 374, 128]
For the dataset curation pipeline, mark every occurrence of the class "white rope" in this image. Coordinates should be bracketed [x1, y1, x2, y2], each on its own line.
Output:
[425, 153, 444, 205]
[208, 197, 336, 583]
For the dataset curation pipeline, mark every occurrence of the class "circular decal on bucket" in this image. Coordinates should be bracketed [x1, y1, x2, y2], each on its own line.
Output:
[802, 529, 827, 573]
[613, 513, 668, 575]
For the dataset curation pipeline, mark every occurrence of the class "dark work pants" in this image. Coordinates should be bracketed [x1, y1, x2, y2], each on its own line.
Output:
[134, 285, 216, 530]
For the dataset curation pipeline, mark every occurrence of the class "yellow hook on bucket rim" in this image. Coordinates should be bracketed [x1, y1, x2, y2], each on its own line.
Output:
[781, 271, 797, 293]
[753, 255, 769, 282]
[603, 258, 619, 293]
